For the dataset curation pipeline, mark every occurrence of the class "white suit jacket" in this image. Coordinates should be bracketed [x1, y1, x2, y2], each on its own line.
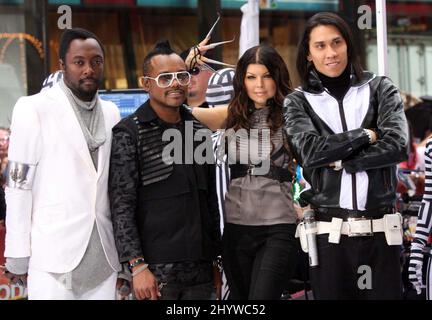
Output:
[4, 83, 122, 273]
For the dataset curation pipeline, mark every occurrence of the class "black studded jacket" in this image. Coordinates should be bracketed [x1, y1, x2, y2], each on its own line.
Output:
[109, 100, 221, 264]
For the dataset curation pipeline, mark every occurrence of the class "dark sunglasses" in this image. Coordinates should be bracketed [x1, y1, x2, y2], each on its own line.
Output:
[189, 66, 201, 76]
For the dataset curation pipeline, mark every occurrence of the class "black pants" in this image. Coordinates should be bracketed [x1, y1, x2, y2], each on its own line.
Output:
[309, 233, 402, 300]
[222, 223, 298, 300]
[149, 261, 215, 300]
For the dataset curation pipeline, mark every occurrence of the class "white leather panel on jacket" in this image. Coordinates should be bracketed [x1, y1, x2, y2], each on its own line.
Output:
[304, 84, 371, 210]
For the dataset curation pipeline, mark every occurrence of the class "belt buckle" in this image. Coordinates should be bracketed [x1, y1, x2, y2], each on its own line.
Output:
[347, 217, 373, 237]
[247, 165, 256, 175]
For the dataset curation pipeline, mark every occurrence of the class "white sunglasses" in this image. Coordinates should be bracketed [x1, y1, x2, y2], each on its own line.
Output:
[143, 71, 191, 88]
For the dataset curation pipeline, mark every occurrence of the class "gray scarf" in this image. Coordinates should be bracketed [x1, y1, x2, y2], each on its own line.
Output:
[59, 79, 106, 169]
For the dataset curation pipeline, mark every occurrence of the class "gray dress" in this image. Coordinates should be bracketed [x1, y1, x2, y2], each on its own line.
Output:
[224, 106, 297, 226]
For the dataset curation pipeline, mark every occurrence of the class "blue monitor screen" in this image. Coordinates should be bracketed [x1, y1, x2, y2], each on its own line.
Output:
[99, 89, 149, 118]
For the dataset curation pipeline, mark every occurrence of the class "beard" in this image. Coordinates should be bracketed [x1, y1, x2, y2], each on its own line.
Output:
[66, 78, 102, 101]
[77, 85, 99, 100]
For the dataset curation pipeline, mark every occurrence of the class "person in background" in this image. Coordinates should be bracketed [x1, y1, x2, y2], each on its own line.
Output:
[405, 95, 432, 144]
[180, 48, 215, 109]
[206, 67, 236, 300]
[408, 138, 432, 300]
[399, 121, 419, 171]
[180, 22, 235, 110]
[205, 67, 236, 221]
[0, 127, 9, 180]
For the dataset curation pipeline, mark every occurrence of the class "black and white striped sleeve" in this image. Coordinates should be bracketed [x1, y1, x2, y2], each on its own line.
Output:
[409, 140, 432, 293]
[212, 131, 229, 229]
[212, 131, 231, 300]
[411, 140, 432, 251]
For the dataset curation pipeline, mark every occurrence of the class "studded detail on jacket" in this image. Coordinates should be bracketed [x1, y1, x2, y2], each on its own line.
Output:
[109, 101, 221, 264]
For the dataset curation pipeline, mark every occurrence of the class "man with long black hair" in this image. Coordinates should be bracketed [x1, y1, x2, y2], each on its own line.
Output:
[284, 12, 409, 299]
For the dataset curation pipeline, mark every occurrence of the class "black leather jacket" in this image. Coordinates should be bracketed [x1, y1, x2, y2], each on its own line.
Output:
[284, 70, 409, 210]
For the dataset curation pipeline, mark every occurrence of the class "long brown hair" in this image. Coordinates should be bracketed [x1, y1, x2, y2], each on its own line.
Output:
[226, 45, 292, 135]
[296, 12, 363, 86]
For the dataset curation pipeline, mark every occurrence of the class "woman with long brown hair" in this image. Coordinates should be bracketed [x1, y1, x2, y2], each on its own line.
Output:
[192, 45, 299, 300]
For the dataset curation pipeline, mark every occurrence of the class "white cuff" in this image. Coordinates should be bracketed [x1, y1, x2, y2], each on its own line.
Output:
[333, 160, 343, 171]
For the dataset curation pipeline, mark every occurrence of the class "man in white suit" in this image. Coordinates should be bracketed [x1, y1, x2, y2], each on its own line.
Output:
[2, 28, 121, 299]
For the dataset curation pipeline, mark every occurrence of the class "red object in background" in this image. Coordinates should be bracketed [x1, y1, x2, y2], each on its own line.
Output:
[0, 271, 27, 300]
[0, 226, 27, 299]
[399, 142, 418, 171]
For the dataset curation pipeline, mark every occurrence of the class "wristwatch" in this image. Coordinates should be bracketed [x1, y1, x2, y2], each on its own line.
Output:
[213, 256, 223, 273]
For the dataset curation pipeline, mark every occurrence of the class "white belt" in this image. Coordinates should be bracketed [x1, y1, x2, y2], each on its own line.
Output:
[316, 217, 385, 237]
[296, 213, 403, 247]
